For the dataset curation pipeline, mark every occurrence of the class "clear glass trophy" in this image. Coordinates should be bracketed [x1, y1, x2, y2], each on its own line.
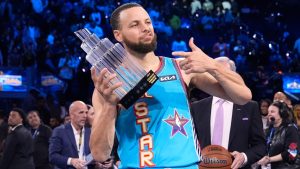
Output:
[74, 28, 158, 109]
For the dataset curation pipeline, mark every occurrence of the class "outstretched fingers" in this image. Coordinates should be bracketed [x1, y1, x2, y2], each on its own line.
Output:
[172, 51, 192, 58]
[188, 37, 199, 51]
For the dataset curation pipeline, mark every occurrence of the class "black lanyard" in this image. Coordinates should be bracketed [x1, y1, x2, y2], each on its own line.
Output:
[266, 127, 275, 154]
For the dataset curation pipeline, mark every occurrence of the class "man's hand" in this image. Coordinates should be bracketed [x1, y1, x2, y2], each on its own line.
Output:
[95, 158, 113, 169]
[91, 67, 122, 106]
[231, 151, 245, 169]
[71, 158, 86, 169]
[172, 37, 216, 74]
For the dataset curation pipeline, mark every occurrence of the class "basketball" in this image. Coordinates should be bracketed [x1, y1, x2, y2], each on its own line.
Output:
[199, 145, 233, 169]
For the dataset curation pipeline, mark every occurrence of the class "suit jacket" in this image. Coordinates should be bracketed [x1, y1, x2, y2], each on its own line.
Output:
[0, 121, 8, 153]
[191, 97, 266, 168]
[0, 125, 34, 169]
[31, 124, 53, 169]
[49, 123, 93, 169]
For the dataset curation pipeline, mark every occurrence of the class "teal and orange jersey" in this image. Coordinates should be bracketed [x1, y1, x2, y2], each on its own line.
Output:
[116, 57, 200, 169]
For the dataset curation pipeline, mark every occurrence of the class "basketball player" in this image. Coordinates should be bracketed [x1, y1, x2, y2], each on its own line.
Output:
[90, 3, 252, 168]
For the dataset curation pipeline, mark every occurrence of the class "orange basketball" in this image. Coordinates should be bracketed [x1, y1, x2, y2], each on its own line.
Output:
[199, 145, 232, 169]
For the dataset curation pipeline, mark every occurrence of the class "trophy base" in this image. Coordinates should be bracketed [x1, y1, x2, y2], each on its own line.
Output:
[119, 70, 158, 109]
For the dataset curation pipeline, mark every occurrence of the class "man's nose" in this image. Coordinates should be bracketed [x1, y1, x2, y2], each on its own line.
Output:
[140, 22, 150, 32]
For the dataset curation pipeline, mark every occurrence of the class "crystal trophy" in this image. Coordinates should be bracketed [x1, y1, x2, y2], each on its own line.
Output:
[74, 28, 158, 109]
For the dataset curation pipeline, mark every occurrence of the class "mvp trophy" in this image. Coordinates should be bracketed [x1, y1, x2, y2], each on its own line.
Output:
[75, 28, 158, 109]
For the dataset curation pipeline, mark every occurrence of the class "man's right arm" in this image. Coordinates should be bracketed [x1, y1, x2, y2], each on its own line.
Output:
[90, 90, 117, 162]
[90, 68, 121, 162]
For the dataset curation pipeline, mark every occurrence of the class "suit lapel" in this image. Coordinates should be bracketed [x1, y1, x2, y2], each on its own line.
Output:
[66, 123, 78, 155]
[207, 97, 213, 145]
[199, 97, 213, 148]
[228, 104, 240, 148]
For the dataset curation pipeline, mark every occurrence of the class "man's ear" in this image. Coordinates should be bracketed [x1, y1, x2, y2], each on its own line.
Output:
[113, 30, 123, 42]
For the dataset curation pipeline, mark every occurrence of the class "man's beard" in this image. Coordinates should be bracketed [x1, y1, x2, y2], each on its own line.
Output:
[123, 34, 157, 54]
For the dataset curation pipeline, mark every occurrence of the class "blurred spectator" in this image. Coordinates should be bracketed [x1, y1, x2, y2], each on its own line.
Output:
[0, 108, 34, 169]
[171, 35, 188, 57]
[22, 20, 40, 49]
[286, 98, 293, 109]
[46, 94, 62, 121]
[293, 104, 300, 128]
[203, 0, 214, 12]
[90, 7, 102, 26]
[190, 0, 202, 15]
[233, 39, 245, 55]
[273, 91, 288, 103]
[27, 110, 53, 169]
[35, 95, 51, 125]
[169, 14, 181, 30]
[230, 0, 239, 16]
[224, 9, 234, 24]
[31, 0, 48, 14]
[49, 117, 61, 129]
[294, 37, 300, 55]
[222, 0, 231, 11]
[0, 0, 13, 21]
[0, 110, 8, 159]
[148, 6, 160, 21]
[201, 12, 214, 30]
[84, 21, 104, 38]
[47, 30, 56, 46]
[212, 36, 230, 57]
[259, 99, 272, 135]
[63, 114, 71, 124]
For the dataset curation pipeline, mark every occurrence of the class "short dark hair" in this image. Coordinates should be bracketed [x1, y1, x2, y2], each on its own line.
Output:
[27, 110, 40, 117]
[11, 108, 26, 122]
[110, 3, 142, 30]
[86, 104, 92, 110]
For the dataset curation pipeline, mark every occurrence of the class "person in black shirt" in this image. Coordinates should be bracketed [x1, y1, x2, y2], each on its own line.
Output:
[257, 101, 300, 168]
[27, 110, 53, 169]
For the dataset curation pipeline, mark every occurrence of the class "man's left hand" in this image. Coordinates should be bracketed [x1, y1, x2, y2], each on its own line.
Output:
[231, 151, 245, 169]
[172, 37, 215, 74]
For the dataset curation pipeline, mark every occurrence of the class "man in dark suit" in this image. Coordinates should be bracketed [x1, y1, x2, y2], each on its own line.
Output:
[49, 100, 93, 169]
[0, 108, 35, 169]
[27, 110, 53, 169]
[191, 57, 266, 169]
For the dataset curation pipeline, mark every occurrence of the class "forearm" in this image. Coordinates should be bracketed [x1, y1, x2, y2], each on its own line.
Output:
[270, 154, 283, 163]
[210, 62, 251, 104]
[196, 62, 251, 105]
[90, 90, 117, 162]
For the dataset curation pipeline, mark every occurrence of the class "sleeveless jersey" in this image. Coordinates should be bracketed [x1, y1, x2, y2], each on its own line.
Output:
[116, 57, 200, 169]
